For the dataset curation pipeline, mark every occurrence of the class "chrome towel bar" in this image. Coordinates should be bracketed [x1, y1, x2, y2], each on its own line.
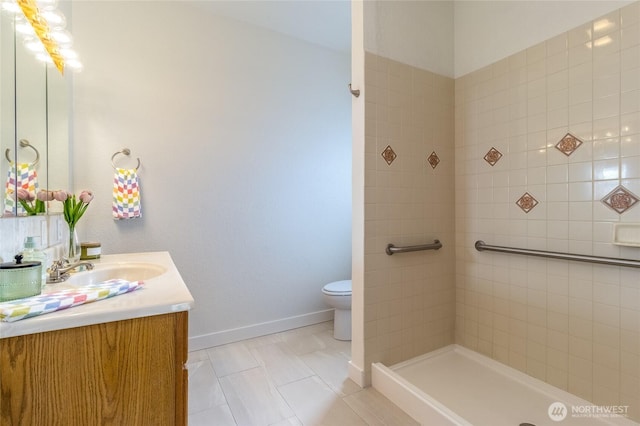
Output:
[386, 240, 442, 255]
[475, 240, 640, 269]
[5, 139, 39, 166]
[111, 148, 141, 171]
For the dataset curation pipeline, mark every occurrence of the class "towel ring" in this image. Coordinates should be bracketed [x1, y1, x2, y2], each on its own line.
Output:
[111, 148, 141, 171]
[5, 139, 40, 166]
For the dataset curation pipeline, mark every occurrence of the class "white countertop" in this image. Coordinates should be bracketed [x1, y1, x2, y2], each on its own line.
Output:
[0, 251, 194, 339]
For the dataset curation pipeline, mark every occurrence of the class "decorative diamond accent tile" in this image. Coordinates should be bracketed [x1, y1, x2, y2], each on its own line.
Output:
[516, 192, 538, 213]
[555, 133, 583, 156]
[381, 145, 397, 166]
[601, 185, 639, 214]
[483, 147, 503, 166]
[427, 151, 440, 169]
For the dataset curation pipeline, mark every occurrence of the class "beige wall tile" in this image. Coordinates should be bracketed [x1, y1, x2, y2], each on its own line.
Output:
[453, 5, 640, 420]
[363, 53, 455, 371]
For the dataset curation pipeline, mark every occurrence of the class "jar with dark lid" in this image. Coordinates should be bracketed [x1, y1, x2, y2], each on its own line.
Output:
[80, 242, 101, 260]
[0, 254, 42, 302]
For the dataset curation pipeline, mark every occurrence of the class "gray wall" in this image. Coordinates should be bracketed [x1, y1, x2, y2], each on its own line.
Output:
[71, 1, 352, 349]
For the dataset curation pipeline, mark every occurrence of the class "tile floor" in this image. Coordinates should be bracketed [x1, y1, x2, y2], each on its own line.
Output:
[187, 321, 419, 426]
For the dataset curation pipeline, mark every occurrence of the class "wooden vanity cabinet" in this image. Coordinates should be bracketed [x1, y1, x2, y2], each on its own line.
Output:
[0, 311, 188, 425]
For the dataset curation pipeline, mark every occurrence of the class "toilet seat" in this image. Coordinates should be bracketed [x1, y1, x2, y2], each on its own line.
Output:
[322, 280, 351, 295]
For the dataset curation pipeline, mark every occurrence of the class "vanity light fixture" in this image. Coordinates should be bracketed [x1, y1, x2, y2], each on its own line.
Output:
[4, 0, 82, 73]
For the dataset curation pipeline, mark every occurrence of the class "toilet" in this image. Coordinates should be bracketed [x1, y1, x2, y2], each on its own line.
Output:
[322, 279, 352, 341]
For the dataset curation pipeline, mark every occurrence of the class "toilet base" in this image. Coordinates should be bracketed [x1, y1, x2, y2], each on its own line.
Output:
[333, 308, 351, 341]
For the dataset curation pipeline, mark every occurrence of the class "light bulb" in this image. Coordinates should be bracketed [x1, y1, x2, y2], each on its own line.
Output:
[36, 0, 58, 11]
[50, 29, 72, 45]
[41, 9, 65, 29]
[15, 20, 36, 36]
[24, 36, 45, 53]
[65, 59, 83, 71]
[35, 52, 53, 63]
[59, 47, 77, 59]
[1, 1, 21, 13]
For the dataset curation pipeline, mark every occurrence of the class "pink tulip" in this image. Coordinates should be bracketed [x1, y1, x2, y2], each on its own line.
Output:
[53, 190, 68, 202]
[17, 188, 35, 201]
[37, 190, 54, 201]
[79, 190, 94, 204]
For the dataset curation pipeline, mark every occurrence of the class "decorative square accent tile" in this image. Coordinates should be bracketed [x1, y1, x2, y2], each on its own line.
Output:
[427, 151, 440, 169]
[601, 185, 639, 214]
[381, 145, 397, 166]
[555, 133, 583, 156]
[483, 147, 503, 166]
[516, 192, 538, 213]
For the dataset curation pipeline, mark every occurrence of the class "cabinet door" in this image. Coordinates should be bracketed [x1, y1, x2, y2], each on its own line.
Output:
[1, 312, 188, 426]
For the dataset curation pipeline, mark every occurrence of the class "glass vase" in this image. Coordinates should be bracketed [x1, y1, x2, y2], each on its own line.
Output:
[66, 224, 81, 263]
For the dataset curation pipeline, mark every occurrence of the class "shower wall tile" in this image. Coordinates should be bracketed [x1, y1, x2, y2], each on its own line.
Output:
[455, 2, 640, 422]
[363, 52, 455, 375]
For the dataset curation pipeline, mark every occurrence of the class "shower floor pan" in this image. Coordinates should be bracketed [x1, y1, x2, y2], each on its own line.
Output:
[372, 344, 637, 426]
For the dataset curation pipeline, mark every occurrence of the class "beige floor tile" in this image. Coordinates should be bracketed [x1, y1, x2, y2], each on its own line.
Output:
[278, 376, 367, 426]
[299, 350, 361, 397]
[188, 349, 211, 363]
[187, 359, 227, 414]
[343, 388, 420, 426]
[243, 332, 285, 349]
[207, 341, 259, 377]
[313, 329, 352, 355]
[280, 329, 331, 356]
[188, 322, 415, 426]
[280, 323, 348, 356]
[268, 417, 303, 426]
[220, 366, 294, 426]
[252, 342, 314, 386]
[189, 404, 236, 426]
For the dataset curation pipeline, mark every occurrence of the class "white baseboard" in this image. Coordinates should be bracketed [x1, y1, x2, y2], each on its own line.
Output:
[348, 360, 369, 387]
[188, 309, 334, 351]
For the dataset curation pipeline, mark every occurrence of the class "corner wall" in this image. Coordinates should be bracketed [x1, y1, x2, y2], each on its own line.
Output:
[350, 0, 456, 387]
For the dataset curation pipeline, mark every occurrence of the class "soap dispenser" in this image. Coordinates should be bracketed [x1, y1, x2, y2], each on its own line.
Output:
[22, 237, 48, 290]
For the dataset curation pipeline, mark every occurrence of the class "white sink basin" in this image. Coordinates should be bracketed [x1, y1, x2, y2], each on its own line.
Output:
[67, 262, 168, 286]
[3, 251, 194, 340]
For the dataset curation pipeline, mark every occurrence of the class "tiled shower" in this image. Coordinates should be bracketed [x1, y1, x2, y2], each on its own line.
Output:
[456, 5, 640, 417]
[361, 2, 640, 421]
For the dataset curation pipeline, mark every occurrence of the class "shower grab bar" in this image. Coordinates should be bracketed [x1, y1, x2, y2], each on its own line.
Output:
[475, 240, 640, 269]
[386, 239, 442, 255]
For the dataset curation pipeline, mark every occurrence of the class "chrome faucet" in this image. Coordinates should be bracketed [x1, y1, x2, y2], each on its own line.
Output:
[47, 259, 95, 283]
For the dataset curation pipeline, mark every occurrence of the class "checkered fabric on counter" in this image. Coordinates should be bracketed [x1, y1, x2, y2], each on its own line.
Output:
[0, 279, 143, 322]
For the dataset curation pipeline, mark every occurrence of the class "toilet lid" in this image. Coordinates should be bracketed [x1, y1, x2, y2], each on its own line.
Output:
[323, 280, 351, 295]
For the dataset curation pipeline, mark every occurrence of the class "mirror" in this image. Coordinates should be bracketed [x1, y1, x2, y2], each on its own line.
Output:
[0, 5, 70, 217]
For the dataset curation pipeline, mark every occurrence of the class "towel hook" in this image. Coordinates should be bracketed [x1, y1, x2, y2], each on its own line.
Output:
[348, 83, 360, 98]
[111, 148, 141, 171]
[5, 139, 40, 166]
